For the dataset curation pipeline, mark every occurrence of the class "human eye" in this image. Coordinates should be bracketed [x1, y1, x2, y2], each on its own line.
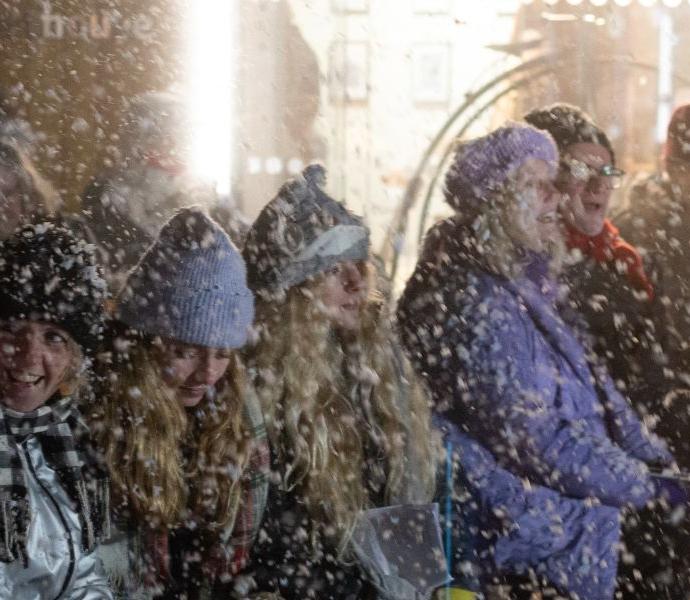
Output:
[174, 344, 199, 359]
[216, 349, 233, 360]
[44, 328, 68, 346]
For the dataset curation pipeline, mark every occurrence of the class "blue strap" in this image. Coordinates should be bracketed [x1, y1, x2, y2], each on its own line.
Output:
[445, 439, 453, 598]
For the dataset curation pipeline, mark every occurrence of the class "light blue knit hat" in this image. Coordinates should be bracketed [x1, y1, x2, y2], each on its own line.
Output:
[116, 207, 254, 348]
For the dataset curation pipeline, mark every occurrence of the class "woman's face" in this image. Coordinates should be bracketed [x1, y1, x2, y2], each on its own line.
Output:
[318, 260, 368, 332]
[557, 142, 616, 237]
[158, 340, 231, 408]
[0, 320, 75, 412]
[516, 158, 559, 246]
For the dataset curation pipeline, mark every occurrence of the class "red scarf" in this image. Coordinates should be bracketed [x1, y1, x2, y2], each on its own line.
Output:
[565, 219, 654, 301]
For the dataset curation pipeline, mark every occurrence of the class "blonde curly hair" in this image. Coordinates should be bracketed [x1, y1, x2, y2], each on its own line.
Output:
[101, 338, 251, 531]
[250, 267, 436, 554]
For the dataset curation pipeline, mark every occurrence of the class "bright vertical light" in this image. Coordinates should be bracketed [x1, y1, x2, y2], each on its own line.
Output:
[656, 10, 674, 142]
[186, 0, 235, 195]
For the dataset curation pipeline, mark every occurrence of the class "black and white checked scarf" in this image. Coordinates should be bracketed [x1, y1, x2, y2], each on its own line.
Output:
[0, 395, 110, 565]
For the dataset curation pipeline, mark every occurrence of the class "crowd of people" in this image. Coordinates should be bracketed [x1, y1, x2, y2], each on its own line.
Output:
[1, 97, 690, 600]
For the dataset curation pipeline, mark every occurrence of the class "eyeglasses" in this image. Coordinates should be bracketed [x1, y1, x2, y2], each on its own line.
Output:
[560, 157, 625, 189]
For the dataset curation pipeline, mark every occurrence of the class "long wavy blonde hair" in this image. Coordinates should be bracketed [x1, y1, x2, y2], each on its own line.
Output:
[250, 269, 435, 554]
[101, 337, 251, 531]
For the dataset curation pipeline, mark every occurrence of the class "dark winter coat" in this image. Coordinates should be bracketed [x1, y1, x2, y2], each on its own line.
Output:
[560, 220, 670, 415]
[397, 217, 672, 599]
[250, 451, 374, 600]
[250, 353, 433, 600]
[615, 174, 690, 599]
[617, 174, 690, 379]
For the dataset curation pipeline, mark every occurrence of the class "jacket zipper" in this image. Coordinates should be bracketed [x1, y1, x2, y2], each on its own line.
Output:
[23, 445, 76, 600]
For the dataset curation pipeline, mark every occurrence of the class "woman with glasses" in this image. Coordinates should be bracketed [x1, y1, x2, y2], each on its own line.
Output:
[526, 104, 678, 599]
[525, 104, 663, 398]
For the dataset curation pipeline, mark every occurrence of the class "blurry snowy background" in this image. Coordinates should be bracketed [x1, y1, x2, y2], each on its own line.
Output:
[1, 0, 690, 288]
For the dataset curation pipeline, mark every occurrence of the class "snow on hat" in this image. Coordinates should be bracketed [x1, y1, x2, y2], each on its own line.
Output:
[243, 164, 370, 298]
[524, 102, 616, 164]
[665, 104, 690, 163]
[0, 221, 108, 352]
[116, 207, 254, 349]
[444, 122, 558, 210]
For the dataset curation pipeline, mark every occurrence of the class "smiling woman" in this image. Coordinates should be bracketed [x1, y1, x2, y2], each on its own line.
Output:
[157, 340, 232, 407]
[0, 221, 112, 599]
[525, 103, 677, 598]
[98, 206, 269, 598]
[0, 320, 78, 413]
[397, 122, 674, 599]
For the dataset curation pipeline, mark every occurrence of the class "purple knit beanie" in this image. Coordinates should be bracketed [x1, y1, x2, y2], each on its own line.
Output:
[444, 123, 558, 211]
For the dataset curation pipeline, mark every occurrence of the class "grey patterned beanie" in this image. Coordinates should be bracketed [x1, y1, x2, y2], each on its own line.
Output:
[116, 207, 254, 349]
[243, 164, 370, 298]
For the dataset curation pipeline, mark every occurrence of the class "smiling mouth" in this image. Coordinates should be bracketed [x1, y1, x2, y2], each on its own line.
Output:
[7, 370, 42, 386]
[180, 385, 207, 395]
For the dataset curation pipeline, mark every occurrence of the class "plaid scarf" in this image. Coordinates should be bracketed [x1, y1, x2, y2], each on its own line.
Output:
[141, 390, 270, 592]
[0, 396, 111, 565]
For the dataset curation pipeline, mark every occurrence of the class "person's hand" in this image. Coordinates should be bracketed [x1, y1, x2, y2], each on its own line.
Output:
[651, 475, 689, 508]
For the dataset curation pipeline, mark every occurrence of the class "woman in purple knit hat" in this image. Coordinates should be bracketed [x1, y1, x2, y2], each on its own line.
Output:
[398, 123, 679, 599]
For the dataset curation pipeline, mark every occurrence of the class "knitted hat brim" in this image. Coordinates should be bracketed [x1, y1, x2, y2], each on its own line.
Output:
[116, 286, 254, 349]
[271, 234, 369, 294]
[0, 298, 100, 352]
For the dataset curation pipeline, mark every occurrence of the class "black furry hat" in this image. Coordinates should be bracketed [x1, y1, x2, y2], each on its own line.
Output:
[524, 103, 616, 165]
[0, 221, 108, 352]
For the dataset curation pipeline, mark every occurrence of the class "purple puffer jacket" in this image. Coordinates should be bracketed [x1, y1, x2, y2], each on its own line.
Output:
[436, 416, 621, 599]
[398, 220, 673, 598]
